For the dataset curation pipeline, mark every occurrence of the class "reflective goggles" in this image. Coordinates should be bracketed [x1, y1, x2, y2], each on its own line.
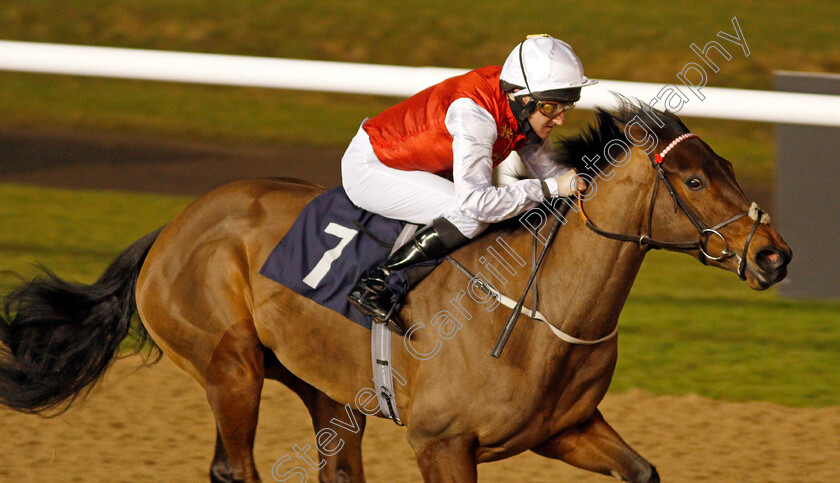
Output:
[536, 100, 575, 118]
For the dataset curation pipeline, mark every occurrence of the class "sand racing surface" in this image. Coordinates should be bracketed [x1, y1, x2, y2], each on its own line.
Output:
[1, 356, 838, 482]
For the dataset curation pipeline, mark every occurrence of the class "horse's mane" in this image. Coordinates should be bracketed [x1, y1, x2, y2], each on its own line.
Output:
[558, 95, 689, 178]
[487, 96, 689, 237]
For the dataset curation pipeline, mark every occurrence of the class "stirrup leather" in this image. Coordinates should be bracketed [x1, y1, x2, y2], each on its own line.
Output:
[347, 221, 459, 333]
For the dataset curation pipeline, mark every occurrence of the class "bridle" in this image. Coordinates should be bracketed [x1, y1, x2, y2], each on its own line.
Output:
[576, 132, 770, 281]
[489, 131, 770, 356]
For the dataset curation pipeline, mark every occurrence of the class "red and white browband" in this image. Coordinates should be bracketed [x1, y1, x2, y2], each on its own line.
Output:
[654, 132, 698, 164]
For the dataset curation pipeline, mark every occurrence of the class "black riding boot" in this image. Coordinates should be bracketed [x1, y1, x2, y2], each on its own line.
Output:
[348, 218, 468, 334]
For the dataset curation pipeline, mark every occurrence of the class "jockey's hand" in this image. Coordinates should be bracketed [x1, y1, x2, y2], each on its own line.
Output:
[555, 169, 588, 196]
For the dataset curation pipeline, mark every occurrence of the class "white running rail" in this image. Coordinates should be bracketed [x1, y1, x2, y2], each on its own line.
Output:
[2, 40, 839, 127]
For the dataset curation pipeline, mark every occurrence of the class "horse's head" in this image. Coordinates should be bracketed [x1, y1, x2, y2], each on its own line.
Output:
[562, 98, 791, 290]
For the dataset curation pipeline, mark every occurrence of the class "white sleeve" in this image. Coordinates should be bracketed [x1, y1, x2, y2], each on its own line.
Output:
[445, 98, 549, 223]
[517, 140, 572, 197]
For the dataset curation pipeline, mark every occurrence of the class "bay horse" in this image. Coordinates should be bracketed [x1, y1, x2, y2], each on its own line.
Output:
[0, 99, 791, 482]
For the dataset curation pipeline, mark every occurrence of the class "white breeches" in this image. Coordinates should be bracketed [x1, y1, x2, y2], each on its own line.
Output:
[341, 125, 489, 239]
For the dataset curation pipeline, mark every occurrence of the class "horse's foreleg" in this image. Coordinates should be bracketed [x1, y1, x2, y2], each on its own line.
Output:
[264, 350, 367, 483]
[415, 436, 478, 483]
[206, 322, 266, 483]
[531, 409, 658, 483]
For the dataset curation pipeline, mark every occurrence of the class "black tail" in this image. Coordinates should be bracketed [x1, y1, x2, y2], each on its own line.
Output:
[0, 228, 164, 415]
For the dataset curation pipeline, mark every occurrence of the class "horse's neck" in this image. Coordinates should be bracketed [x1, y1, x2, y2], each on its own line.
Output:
[521, 154, 654, 351]
[433, 151, 654, 367]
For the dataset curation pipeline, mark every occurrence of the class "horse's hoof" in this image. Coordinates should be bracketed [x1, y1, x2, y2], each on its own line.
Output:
[210, 462, 234, 483]
[643, 464, 660, 483]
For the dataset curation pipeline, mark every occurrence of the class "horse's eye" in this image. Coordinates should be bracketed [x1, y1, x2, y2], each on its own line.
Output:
[686, 177, 704, 190]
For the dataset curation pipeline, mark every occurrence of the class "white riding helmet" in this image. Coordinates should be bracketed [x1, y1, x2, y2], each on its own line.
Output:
[500, 35, 598, 101]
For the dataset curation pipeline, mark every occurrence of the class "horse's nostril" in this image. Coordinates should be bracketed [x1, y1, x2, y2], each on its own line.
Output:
[756, 247, 787, 272]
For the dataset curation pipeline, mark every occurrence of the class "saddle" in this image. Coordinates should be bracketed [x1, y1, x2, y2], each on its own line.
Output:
[260, 186, 414, 329]
[260, 187, 423, 424]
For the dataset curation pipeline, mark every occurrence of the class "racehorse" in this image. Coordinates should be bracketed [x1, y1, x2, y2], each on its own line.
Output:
[0, 99, 791, 482]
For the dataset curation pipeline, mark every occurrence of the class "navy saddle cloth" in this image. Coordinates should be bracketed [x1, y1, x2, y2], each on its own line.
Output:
[259, 187, 406, 329]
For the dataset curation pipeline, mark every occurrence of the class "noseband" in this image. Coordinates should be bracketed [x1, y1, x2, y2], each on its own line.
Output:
[577, 132, 770, 281]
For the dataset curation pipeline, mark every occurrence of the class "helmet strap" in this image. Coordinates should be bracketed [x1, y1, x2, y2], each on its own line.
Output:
[502, 39, 542, 145]
[508, 93, 532, 123]
[518, 40, 533, 97]
[506, 95, 541, 144]
[523, 120, 543, 145]
[517, 40, 542, 114]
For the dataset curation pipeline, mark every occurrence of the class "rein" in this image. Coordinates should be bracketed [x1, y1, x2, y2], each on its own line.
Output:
[447, 255, 619, 345]
[448, 198, 619, 358]
[576, 132, 770, 281]
[460, 132, 769, 357]
[490, 214, 563, 358]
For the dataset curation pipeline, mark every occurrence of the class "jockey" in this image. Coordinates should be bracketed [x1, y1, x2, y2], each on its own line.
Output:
[343, 35, 597, 332]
